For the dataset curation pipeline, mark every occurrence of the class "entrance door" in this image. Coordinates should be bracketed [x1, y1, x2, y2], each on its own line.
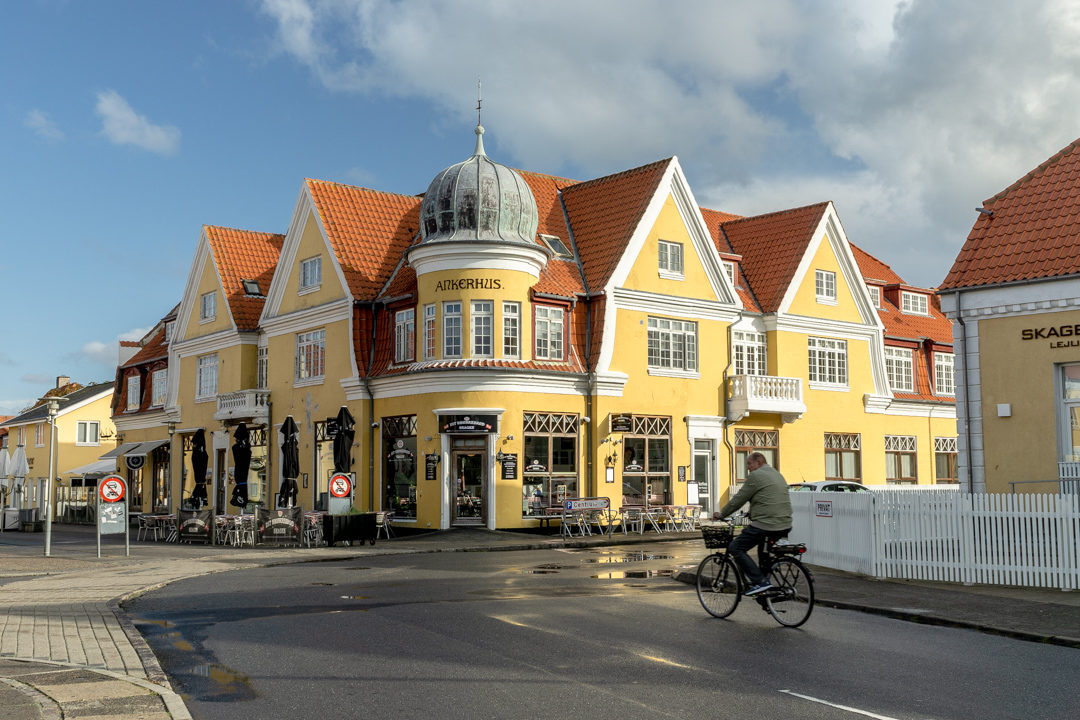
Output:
[693, 440, 713, 513]
[451, 451, 485, 525]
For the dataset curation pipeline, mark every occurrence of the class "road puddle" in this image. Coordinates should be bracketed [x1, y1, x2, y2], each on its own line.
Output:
[591, 569, 674, 579]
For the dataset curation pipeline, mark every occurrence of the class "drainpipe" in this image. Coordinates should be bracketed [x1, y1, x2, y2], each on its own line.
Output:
[721, 310, 745, 505]
[953, 291, 975, 494]
[362, 303, 379, 511]
[584, 295, 595, 496]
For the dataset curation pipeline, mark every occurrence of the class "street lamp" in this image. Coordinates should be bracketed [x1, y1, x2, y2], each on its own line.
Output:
[43, 395, 61, 557]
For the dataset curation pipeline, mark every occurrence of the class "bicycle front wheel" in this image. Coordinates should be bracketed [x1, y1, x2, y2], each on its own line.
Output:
[764, 558, 815, 628]
[696, 553, 741, 618]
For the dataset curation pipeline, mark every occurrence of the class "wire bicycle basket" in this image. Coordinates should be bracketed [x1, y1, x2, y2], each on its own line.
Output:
[701, 524, 734, 549]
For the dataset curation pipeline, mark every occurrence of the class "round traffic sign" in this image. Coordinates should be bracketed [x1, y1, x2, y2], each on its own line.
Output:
[99, 475, 126, 503]
[329, 473, 352, 498]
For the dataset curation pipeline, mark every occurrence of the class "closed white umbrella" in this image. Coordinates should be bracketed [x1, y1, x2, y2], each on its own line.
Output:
[0, 448, 9, 507]
[9, 446, 29, 509]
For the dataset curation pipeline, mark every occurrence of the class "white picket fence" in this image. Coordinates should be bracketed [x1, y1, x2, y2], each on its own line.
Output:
[789, 491, 1080, 590]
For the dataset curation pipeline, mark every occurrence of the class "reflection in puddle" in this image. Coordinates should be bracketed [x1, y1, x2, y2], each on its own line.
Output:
[340, 595, 369, 600]
[187, 663, 256, 702]
[591, 569, 674, 579]
[583, 552, 673, 564]
[521, 569, 560, 574]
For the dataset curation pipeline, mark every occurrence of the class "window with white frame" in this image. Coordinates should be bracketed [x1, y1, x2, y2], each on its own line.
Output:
[151, 369, 168, 407]
[503, 301, 520, 359]
[257, 347, 268, 389]
[199, 292, 216, 321]
[196, 354, 218, 399]
[35, 423, 47, 447]
[126, 374, 141, 411]
[815, 270, 837, 304]
[647, 317, 698, 372]
[471, 301, 493, 357]
[722, 261, 736, 288]
[535, 306, 565, 361]
[885, 435, 917, 484]
[808, 337, 848, 386]
[299, 256, 322, 291]
[658, 240, 684, 277]
[164, 321, 174, 343]
[295, 329, 326, 381]
[443, 302, 462, 358]
[901, 291, 929, 315]
[423, 304, 436, 360]
[76, 421, 100, 446]
[1059, 364, 1080, 462]
[935, 352, 955, 395]
[394, 308, 415, 363]
[733, 330, 767, 376]
[868, 286, 881, 308]
[885, 347, 914, 393]
[17, 427, 24, 446]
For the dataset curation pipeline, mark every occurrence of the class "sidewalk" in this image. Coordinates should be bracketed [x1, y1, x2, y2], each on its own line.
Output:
[2, 525, 1077, 719]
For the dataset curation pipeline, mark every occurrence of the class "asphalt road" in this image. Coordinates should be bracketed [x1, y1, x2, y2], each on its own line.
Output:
[126, 541, 1077, 720]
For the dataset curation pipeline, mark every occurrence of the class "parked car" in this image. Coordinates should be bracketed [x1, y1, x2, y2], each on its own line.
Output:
[789, 480, 870, 493]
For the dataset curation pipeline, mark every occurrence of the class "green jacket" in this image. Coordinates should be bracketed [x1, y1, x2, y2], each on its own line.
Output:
[717, 463, 792, 531]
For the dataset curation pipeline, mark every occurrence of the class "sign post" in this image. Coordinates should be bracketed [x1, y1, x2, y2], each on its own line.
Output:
[96, 474, 129, 558]
[328, 472, 354, 515]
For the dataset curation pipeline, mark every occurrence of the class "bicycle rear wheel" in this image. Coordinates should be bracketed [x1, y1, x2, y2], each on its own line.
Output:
[696, 553, 741, 618]
[764, 558, 814, 628]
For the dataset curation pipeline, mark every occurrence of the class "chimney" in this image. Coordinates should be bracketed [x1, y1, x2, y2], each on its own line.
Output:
[56, 375, 70, 389]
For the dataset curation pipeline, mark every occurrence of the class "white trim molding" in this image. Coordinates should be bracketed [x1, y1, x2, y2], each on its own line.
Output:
[408, 240, 548, 278]
[365, 369, 589, 400]
[686, 415, 726, 442]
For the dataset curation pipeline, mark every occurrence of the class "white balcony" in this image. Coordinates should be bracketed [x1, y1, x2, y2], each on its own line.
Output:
[728, 374, 806, 423]
[215, 389, 270, 422]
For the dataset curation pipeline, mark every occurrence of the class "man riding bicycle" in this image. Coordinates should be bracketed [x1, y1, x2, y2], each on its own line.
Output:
[713, 452, 792, 596]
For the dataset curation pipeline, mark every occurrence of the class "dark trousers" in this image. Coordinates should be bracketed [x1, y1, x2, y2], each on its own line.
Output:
[728, 525, 790, 586]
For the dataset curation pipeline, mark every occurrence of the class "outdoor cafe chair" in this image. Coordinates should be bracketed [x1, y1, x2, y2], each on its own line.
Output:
[137, 514, 160, 542]
[376, 511, 394, 540]
[620, 506, 645, 534]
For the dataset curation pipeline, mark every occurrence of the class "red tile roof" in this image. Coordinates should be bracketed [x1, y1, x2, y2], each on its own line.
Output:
[850, 244, 905, 285]
[941, 137, 1080, 290]
[700, 206, 760, 311]
[205, 226, 284, 331]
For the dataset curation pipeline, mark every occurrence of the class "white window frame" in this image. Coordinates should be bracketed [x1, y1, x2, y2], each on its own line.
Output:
[815, 270, 837, 305]
[423, 304, 436, 360]
[808, 336, 848, 388]
[443, 302, 462, 358]
[76, 420, 100, 447]
[394, 308, 416, 363]
[126, 374, 141, 412]
[164, 321, 174, 343]
[199, 292, 216, 322]
[935, 352, 955, 396]
[151, 369, 168, 407]
[868, 286, 881, 308]
[885, 347, 915, 393]
[257, 346, 268, 390]
[733, 330, 767, 376]
[885, 435, 918, 484]
[295, 329, 326, 384]
[535, 306, 565, 361]
[196, 354, 218, 400]
[472, 300, 493, 358]
[658, 240, 684, 279]
[901, 291, 929, 315]
[299, 256, 322, 293]
[647, 316, 698, 376]
[503, 301, 520, 359]
[35, 423, 47, 448]
[722, 261, 736, 288]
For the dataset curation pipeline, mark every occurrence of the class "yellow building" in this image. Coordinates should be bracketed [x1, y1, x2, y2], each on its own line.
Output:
[148, 124, 956, 530]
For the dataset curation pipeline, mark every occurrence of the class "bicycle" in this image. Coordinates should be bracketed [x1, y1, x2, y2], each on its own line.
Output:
[695, 522, 815, 628]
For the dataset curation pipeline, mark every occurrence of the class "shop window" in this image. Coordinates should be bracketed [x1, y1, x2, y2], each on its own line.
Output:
[808, 337, 847, 387]
[313, 421, 335, 510]
[423, 304, 436, 360]
[503, 301, 520, 359]
[1058, 364, 1080, 462]
[395, 308, 415, 363]
[522, 412, 579, 516]
[299, 256, 322, 291]
[935, 352, 955, 396]
[127, 374, 141, 411]
[622, 415, 672, 507]
[885, 347, 914, 393]
[733, 331, 767, 376]
[815, 270, 837, 304]
[196, 354, 218, 399]
[885, 435, 917, 484]
[200, 291, 216, 322]
[151, 369, 167, 407]
[647, 317, 697, 373]
[383, 415, 418, 519]
[658, 239, 684, 278]
[295, 329, 325, 382]
[472, 300, 493, 358]
[734, 429, 778, 484]
[934, 437, 958, 484]
[825, 433, 861, 482]
[534, 306, 564, 361]
[443, 302, 462, 358]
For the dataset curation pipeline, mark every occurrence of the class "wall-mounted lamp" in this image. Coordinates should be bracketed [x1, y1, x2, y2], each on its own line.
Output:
[581, 416, 590, 424]
[505, 434, 514, 441]
[370, 422, 380, 429]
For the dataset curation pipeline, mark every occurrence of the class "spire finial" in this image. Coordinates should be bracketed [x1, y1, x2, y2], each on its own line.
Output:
[473, 79, 486, 156]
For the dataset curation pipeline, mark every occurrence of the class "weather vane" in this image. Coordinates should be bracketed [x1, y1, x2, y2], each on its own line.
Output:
[476, 79, 483, 126]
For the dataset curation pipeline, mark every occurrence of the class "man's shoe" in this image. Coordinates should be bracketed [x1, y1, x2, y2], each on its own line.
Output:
[744, 581, 772, 596]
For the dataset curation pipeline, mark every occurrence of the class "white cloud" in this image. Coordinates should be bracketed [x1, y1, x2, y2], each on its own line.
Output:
[258, 0, 1080, 287]
[95, 90, 181, 155]
[24, 109, 64, 141]
[75, 326, 151, 368]
[0, 398, 35, 416]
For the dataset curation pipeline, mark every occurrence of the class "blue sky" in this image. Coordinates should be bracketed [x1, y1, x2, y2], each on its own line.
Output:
[2, 0, 1079, 414]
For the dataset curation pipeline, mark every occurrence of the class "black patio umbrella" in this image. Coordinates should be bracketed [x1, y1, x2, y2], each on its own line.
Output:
[230, 423, 251, 508]
[190, 429, 209, 510]
[277, 416, 300, 508]
[332, 406, 355, 473]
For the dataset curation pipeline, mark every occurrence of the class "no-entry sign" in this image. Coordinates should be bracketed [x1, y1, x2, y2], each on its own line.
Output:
[99, 475, 126, 503]
[329, 473, 352, 498]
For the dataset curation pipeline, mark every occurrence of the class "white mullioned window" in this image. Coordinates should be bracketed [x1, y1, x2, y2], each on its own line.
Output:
[885, 435, 918, 484]
[164, 321, 174, 343]
[885, 347, 915, 393]
[257, 347, 268, 389]
[152, 369, 168, 407]
[902, 291, 929, 315]
[395, 308, 416, 363]
[733, 330, 767, 376]
[196, 354, 218, 399]
[935, 352, 955, 395]
[503, 301, 520, 359]
[808, 337, 848, 386]
[658, 240, 683, 276]
[868, 286, 881, 308]
[299, 256, 322, 291]
[296, 329, 326, 381]
[76, 421, 100, 446]
[535, 306, 565, 361]
[722, 261, 736, 287]
[126, 374, 141, 411]
[472, 300, 493, 357]
[443, 302, 462, 358]
[815, 270, 837, 303]
[647, 317, 698, 372]
[422, 304, 436, 360]
[199, 291, 216, 321]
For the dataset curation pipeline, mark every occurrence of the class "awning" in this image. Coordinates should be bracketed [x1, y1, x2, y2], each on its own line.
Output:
[126, 439, 170, 458]
[99, 442, 142, 459]
[64, 458, 117, 479]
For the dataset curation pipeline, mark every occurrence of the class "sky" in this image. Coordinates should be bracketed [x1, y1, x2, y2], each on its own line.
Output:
[2, 0, 1079, 415]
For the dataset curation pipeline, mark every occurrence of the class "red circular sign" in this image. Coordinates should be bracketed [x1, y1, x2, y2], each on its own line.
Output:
[329, 473, 352, 498]
[99, 475, 126, 503]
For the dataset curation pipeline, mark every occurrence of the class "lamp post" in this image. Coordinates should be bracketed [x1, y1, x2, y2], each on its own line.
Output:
[43, 396, 60, 557]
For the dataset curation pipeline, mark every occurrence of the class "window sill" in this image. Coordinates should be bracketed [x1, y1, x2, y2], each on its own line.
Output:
[648, 367, 700, 380]
[75, 442, 101, 447]
[808, 381, 848, 392]
[199, 316, 215, 324]
[815, 296, 838, 306]
[298, 284, 321, 296]
[294, 376, 324, 388]
[195, 395, 217, 403]
[658, 269, 685, 281]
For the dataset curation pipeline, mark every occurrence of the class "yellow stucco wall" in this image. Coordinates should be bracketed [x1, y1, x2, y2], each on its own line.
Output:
[279, 213, 347, 311]
[623, 195, 718, 301]
[787, 234, 863, 322]
[182, 254, 232, 341]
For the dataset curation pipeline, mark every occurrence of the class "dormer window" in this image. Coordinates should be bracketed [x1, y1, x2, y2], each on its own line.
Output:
[242, 279, 262, 296]
[163, 321, 174, 343]
[299, 256, 322, 292]
[868, 286, 881, 308]
[901, 291, 929, 315]
[540, 234, 573, 259]
[722, 261, 736, 288]
[815, 270, 837, 305]
[658, 240, 684, 279]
